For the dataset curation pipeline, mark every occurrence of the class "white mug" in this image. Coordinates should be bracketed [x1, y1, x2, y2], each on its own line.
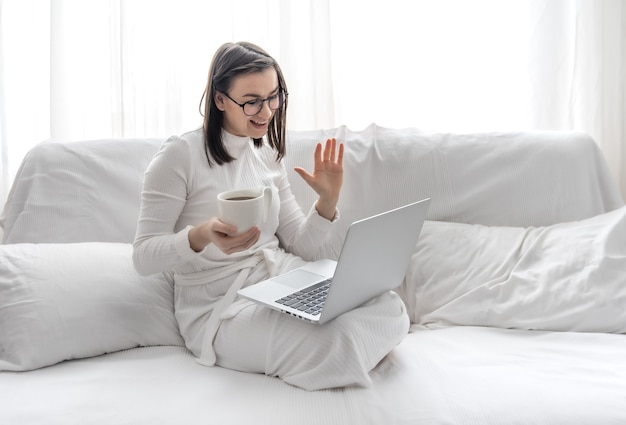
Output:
[217, 187, 272, 234]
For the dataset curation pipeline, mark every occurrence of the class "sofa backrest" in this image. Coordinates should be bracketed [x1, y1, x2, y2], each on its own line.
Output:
[2, 124, 623, 245]
[1, 138, 163, 244]
[283, 124, 623, 258]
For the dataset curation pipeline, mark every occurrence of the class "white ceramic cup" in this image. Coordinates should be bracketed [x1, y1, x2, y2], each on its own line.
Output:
[217, 187, 272, 234]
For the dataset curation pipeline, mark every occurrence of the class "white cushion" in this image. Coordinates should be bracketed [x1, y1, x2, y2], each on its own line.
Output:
[1, 138, 163, 244]
[397, 206, 626, 333]
[0, 242, 183, 371]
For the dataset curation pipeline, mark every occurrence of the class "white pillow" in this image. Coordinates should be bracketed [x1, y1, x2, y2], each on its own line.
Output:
[397, 206, 626, 333]
[0, 243, 183, 371]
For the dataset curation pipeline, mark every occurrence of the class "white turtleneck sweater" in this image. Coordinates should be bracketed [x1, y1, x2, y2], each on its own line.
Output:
[133, 128, 338, 364]
[133, 128, 336, 280]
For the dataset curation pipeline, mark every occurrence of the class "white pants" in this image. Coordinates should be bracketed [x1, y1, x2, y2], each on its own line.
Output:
[213, 290, 409, 391]
[174, 249, 409, 391]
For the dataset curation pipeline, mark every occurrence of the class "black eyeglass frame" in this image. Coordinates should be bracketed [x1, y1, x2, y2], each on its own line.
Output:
[220, 90, 288, 116]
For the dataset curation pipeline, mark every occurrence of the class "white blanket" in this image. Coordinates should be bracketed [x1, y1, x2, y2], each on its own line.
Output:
[1, 326, 625, 425]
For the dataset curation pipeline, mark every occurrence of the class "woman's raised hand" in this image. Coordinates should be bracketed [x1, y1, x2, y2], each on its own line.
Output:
[294, 138, 344, 221]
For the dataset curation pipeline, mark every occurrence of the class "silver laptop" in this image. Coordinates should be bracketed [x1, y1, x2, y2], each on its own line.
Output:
[237, 198, 431, 324]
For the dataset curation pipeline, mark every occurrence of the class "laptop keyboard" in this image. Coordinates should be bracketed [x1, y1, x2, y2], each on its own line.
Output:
[275, 279, 332, 316]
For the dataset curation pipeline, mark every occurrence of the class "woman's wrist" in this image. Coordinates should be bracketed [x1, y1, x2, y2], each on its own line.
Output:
[188, 226, 210, 252]
[315, 199, 338, 222]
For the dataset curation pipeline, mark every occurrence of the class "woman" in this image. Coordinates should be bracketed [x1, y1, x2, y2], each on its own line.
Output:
[133, 41, 408, 390]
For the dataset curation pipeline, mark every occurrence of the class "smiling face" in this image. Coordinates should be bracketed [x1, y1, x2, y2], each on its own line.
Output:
[214, 67, 279, 140]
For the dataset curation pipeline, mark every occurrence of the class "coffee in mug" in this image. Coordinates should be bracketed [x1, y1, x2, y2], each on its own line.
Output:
[217, 187, 272, 234]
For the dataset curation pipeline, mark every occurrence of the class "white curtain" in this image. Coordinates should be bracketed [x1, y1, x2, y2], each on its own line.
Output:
[1, 0, 625, 206]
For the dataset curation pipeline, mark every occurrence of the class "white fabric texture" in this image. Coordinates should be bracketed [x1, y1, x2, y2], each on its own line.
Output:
[2, 327, 626, 425]
[0, 242, 183, 372]
[0, 137, 164, 244]
[214, 291, 409, 391]
[398, 206, 626, 333]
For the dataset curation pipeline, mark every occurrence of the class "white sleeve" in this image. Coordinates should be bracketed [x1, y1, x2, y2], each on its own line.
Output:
[274, 162, 339, 260]
[132, 137, 203, 275]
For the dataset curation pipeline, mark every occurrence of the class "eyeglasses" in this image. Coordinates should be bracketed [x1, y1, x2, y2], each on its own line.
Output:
[221, 91, 288, 116]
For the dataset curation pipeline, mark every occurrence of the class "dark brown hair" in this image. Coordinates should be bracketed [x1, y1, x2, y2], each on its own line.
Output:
[199, 41, 288, 166]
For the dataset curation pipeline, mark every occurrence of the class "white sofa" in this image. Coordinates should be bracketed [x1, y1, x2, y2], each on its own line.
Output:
[1, 124, 625, 424]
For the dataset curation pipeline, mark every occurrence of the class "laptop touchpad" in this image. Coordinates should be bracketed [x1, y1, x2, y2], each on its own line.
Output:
[272, 269, 326, 289]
